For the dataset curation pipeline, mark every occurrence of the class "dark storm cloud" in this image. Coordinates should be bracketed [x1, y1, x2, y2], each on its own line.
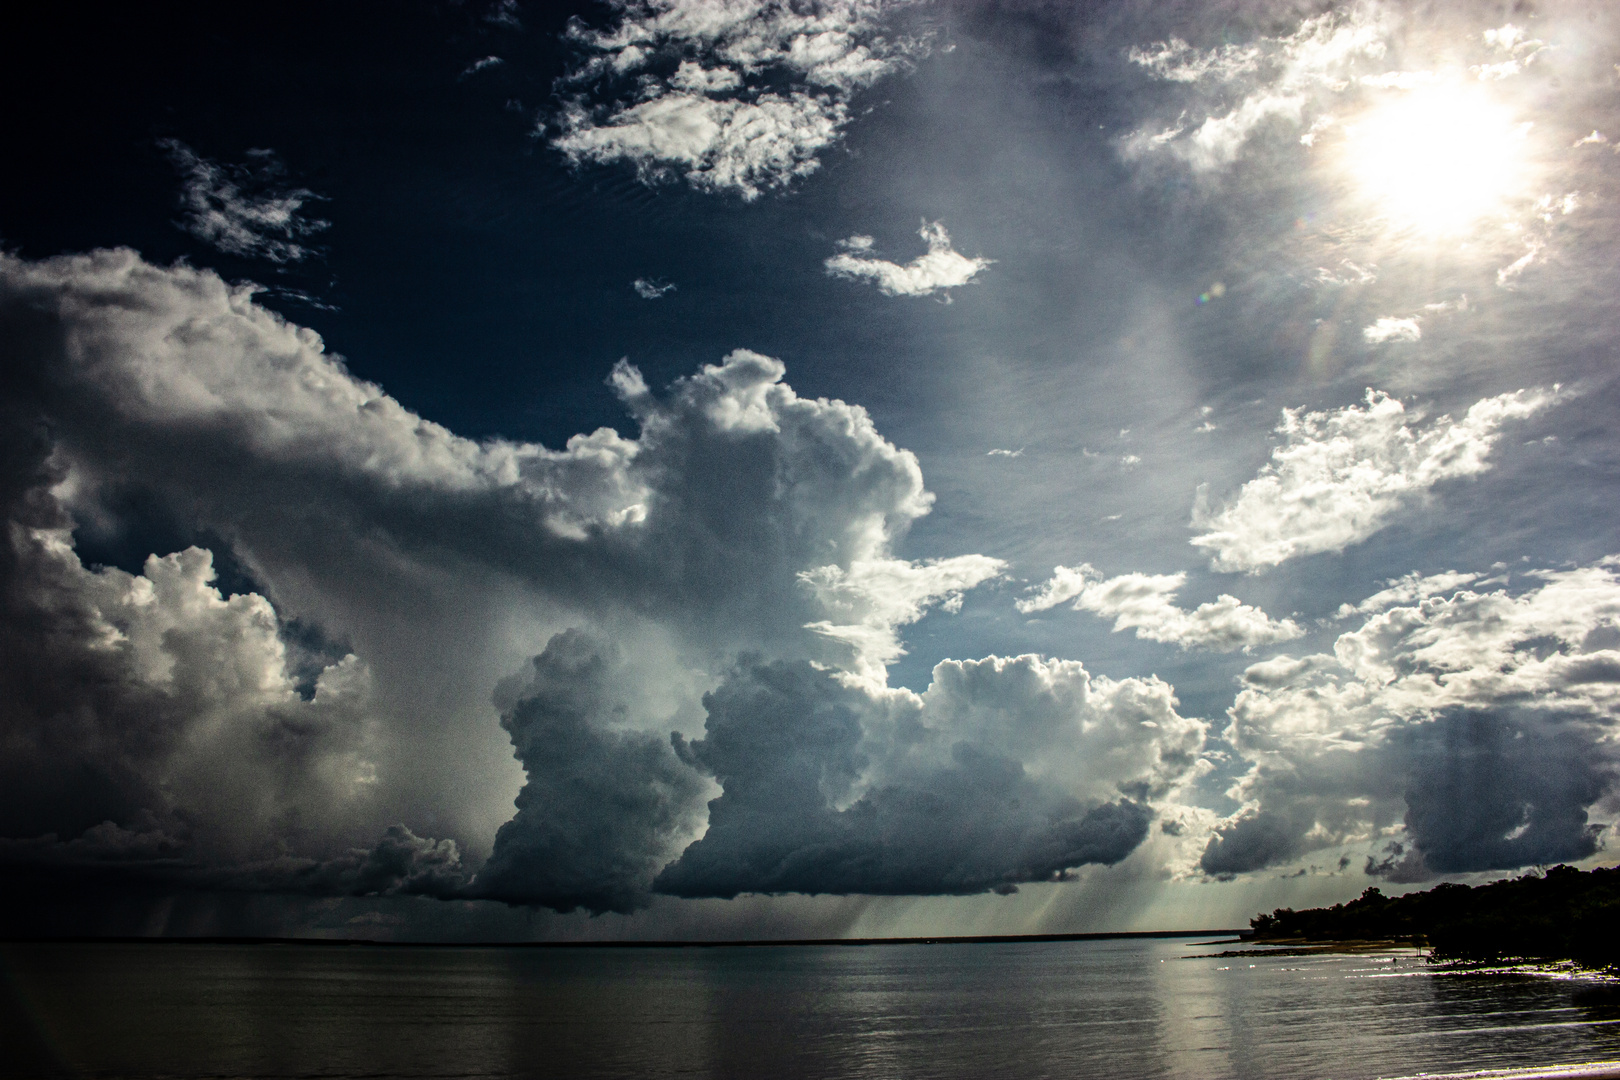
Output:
[1199, 809, 1310, 879]
[471, 630, 709, 915]
[0, 248, 1018, 910]
[1205, 565, 1620, 881]
[1395, 708, 1611, 875]
[0, 822, 469, 900]
[655, 659, 1154, 899]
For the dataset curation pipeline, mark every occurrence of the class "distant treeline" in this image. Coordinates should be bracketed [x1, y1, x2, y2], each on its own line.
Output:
[1250, 864, 1620, 967]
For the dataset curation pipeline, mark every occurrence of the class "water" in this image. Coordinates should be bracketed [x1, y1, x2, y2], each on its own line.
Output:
[5, 937, 1620, 1079]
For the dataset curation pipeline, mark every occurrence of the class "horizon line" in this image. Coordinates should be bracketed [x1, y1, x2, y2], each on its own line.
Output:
[2, 929, 1249, 950]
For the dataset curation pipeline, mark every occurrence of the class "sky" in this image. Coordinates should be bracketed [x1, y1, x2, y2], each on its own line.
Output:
[1, 0, 1618, 942]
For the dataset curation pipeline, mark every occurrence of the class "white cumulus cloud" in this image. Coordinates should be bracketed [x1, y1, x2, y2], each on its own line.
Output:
[1017, 564, 1302, 652]
[550, 0, 926, 199]
[1362, 316, 1421, 343]
[0, 247, 1031, 913]
[1190, 387, 1562, 573]
[824, 221, 994, 298]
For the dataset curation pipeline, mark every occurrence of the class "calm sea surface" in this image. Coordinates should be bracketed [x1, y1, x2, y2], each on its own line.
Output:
[5, 937, 1620, 1079]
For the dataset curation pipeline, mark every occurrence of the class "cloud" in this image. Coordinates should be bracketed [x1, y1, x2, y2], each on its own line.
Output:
[160, 141, 329, 263]
[1315, 260, 1377, 286]
[1125, 9, 1390, 170]
[824, 221, 994, 298]
[0, 248, 1022, 906]
[470, 630, 709, 914]
[799, 554, 1006, 682]
[1496, 193, 1581, 287]
[1190, 387, 1561, 573]
[633, 277, 675, 299]
[1201, 559, 1620, 879]
[0, 517, 381, 872]
[1362, 316, 1421, 343]
[1017, 565, 1302, 652]
[1336, 570, 1480, 617]
[484, 0, 520, 30]
[461, 56, 504, 78]
[655, 653, 1204, 898]
[549, 0, 926, 199]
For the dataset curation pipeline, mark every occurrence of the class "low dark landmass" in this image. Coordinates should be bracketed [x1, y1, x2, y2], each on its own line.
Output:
[1190, 940, 1422, 959]
[1249, 864, 1620, 967]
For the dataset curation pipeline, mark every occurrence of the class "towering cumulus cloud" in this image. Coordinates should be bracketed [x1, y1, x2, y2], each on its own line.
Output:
[0, 247, 1208, 919]
[1202, 563, 1620, 880]
[656, 654, 1203, 899]
[472, 631, 709, 914]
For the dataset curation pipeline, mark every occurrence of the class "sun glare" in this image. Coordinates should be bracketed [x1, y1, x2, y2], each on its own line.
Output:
[1340, 85, 1532, 236]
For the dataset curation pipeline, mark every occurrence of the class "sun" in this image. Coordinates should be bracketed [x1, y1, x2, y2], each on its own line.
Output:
[1338, 84, 1533, 236]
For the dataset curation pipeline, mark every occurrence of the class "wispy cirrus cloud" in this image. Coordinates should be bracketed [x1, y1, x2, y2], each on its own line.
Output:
[1124, 8, 1390, 170]
[160, 140, 329, 263]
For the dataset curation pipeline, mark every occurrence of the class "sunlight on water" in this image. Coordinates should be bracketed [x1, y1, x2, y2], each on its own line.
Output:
[5, 939, 1620, 1080]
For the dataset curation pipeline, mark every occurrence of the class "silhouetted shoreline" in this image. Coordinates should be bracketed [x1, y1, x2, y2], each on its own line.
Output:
[1248, 865, 1620, 967]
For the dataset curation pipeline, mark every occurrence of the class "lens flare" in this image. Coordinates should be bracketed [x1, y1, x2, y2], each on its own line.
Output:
[1340, 85, 1533, 236]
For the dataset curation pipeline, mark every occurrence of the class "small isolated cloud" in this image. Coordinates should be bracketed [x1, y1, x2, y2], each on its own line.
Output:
[1017, 564, 1302, 652]
[1190, 387, 1562, 573]
[1362, 316, 1421, 343]
[549, 0, 927, 199]
[987, 448, 1023, 458]
[485, 0, 520, 29]
[1316, 260, 1377, 286]
[461, 56, 504, 79]
[160, 141, 328, 263]
[824, 221, 993, 298]
[633, 277, 675, 299]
